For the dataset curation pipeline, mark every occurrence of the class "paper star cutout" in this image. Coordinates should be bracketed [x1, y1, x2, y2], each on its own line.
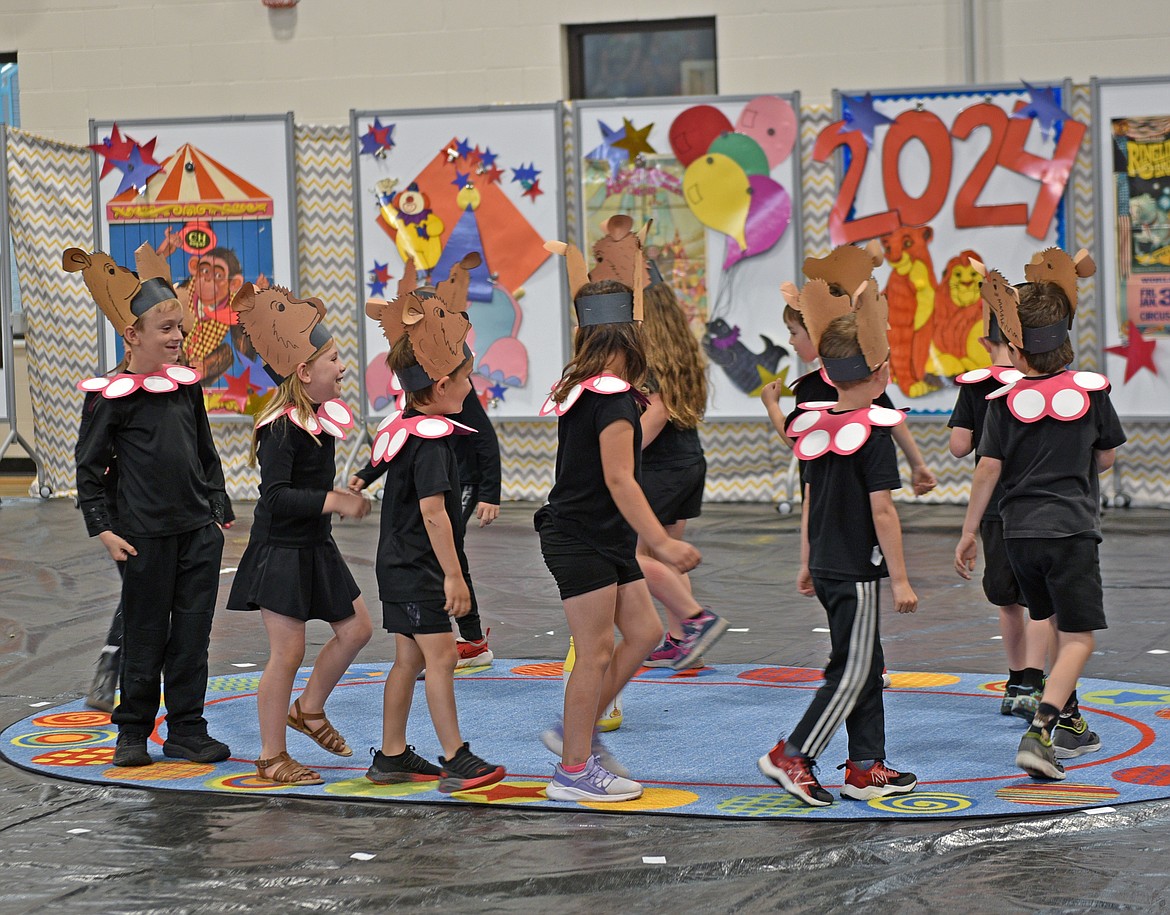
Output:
[1105, 322, 1158, 383]
[88, 124, 134, 178]
[451, 169, 473, 190]
[359, 117, 395, 157]
[479, 146, 498, 168]
[466, 146, 482, 167]
[585, 120, 630, 174]
[839, 93, 894, 147]
[521, 178, 543, 201]
[221, 371, 257, 410]
[367, 260, 392, 297]
[511, 162, 541, 185]
[113, 142, 163, 196]
[612, 118, 656, 158]
[1011, 81, 1070, 138]
[487, 382, 507, 401]
[456, 137, 474, 159]
[481, 163, 505, 185]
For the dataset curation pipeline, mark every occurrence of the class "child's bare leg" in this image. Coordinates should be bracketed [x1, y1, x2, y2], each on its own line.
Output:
[637, 522, 700, 638]
[1040, 630, 1095, 713]
[562, 585, 618, 766]
[415, 631, 462, 759]
[295, 598, 373, 716]
[599, 581, 664, 715]
[1025, 614, 1049, 670]
[999, 603, 1027, 669]
[258, 609, 306, 760]
[381, 634, 424, 756]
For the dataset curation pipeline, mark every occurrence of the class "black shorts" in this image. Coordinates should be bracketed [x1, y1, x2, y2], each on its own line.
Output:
[538, 524, 644, 600]
[642, 458, 706, 526]
[978, 518, 1025, 608]
[1006, 536, 1107, 633]
[382, 599, 453, 636]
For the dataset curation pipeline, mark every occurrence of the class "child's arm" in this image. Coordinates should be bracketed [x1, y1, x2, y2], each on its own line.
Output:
[455, 389, 502, 525]
[949, 427, 974, 458]
[599, 418, 700, 573]
[954, 456, 1002, 580]
[870, 489, 918, 613]
[797, 482, 814, 596]
[75, 398, 138, 561]
[348, 456, 388, 492]
[760, 380, 795, 448]
[639, 394, 670, 449]
[419, 493, 471, 615]
[1095, 448, 1117, 473]
[891, 423, 937, 496]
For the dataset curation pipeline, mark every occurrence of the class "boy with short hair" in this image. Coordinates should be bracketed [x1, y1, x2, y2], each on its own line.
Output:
[758, 266, 918, 807]
[956, 250, 1125, 778]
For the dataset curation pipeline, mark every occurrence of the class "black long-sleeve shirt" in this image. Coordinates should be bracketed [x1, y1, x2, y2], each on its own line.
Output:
[249, 418, 333, 547]
[449, 389, 501, 504]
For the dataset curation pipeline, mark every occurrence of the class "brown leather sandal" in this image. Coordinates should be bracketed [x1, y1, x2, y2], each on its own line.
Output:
[255, 751, 324, 786]
[287, 698, 353, 757]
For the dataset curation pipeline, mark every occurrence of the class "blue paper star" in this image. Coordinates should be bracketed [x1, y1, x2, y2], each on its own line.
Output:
[480, 146, 498, 168]
[456, 137, 475, 159]
[511, 162, 540, 185]
[113, 144, 162, 196]
[451, 170, 472, 190]
[585, 120, 629, 174]
[360, 117, 395, 156]
[488, 382, 507, 401]
[839, 93, 894, 148]
[1011, 81, 1070, 138]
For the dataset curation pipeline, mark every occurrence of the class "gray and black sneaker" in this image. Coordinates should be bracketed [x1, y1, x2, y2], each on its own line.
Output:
[1053, 716, 1102, 759]
[438, 742, 505, 794]
[112, 730, 151, 767]
[1000, 683, 1019, 716]
[366, 746, 442, 784]
[1016, 729, 1066, 780]
[1010, 686, 1043, 721]
[163, 732, 231, 763]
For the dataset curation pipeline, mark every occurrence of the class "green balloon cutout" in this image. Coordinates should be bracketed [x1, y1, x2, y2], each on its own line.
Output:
[707, 132, 770, 178]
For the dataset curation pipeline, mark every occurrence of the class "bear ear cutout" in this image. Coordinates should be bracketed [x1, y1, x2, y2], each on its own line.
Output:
[1073, 248, 1096, 278]
[62, 247, 91, 273]
[601, 214, 633, 239]
[230, 282, 257, 314]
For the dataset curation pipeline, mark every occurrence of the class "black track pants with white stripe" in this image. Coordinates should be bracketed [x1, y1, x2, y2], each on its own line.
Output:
[788, 577, 886, 763]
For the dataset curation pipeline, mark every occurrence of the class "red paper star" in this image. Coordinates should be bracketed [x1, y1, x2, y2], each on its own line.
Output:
[221, 371, 257, 409]
[481, 163, 504, 185]
[1105, 322, 1158, 383]
[88, 124, 134, 178]
[522, 178, 544, 201]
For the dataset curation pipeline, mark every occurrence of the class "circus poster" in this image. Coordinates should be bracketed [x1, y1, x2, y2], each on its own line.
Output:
[575, 94, 803, 419]
[818, 83, 1081, 415]
[351, 104, 565, 421]
[89, 115, 297, 418]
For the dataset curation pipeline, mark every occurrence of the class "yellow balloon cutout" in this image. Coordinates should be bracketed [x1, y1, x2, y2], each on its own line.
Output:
[683, 153, 752, 249]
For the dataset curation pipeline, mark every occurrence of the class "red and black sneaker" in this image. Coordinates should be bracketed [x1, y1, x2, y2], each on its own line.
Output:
[438, 742, 505, 793]
[757, 739, 833, 807]
[366, 746, 441, 784]
[839, 759, 917, 800]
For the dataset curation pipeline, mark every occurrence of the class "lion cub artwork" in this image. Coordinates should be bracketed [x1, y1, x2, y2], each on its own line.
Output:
[230, 284, 328, 383]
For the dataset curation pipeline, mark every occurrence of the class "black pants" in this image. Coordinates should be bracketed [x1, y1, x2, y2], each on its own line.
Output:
[112, 523, 224, 735]
[456, 484, 483, 642]
[789, 578, 886, 763]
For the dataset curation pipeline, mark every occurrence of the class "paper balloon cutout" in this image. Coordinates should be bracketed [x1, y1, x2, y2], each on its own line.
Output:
[669, 105, 734, 167]
[683, 153, 751, 249]
[734, 95, 798, 168]
[723, 175, 791, 269]
[708, 132, 770, 178]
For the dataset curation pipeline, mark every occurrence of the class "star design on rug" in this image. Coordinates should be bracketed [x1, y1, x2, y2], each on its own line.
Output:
[612, 118, 656, 158]
[839, 92, 894, 147]
[1105, 322, 1158, 383]
[461, 781, 548, 802]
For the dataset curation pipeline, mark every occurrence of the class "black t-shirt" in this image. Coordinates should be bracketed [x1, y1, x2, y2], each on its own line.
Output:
[643, 421, 703, 469]
[75, 385, 227, 539]
[534, 389, 642, 563]
[450, 388, 502, 503]
[805, 426, 901, 581]
[947, 377, 1005, 522]
[360, 415, 467, 602]
[977, 378, 1126, 540]
[249, 416, 333, 548]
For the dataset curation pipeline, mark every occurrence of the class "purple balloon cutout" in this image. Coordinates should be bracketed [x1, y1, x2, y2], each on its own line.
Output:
[723, 175, 791, 269]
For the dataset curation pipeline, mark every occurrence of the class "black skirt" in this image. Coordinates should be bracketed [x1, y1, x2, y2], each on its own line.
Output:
[227, 537, 360, 623]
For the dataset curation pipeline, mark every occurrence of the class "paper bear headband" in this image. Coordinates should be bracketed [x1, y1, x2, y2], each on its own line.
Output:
[62, 243, 190, 335]
[544, 215, 652, 326]
[230, 284, 332, 384]
[781, 240, 890, 383]
[971, 247, 1096, 354]
[365, 253, 478, 391]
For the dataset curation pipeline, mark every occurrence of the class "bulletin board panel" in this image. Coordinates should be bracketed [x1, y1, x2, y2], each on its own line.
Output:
[89, 114, 298, 421]
[820, 82, 1080, 415]
[1092, 75, 1170, 419]
[350, 104, 567, 421]
[0, 135, 13, 423]
[574, 94, 803, 419]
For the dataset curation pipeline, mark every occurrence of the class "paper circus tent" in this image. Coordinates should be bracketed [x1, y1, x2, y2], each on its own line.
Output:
[104, 143, 275, 286]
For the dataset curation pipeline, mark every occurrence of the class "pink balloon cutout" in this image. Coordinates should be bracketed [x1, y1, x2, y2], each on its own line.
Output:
[723, 175, 792, 270]
[735, 95, 798, 169]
